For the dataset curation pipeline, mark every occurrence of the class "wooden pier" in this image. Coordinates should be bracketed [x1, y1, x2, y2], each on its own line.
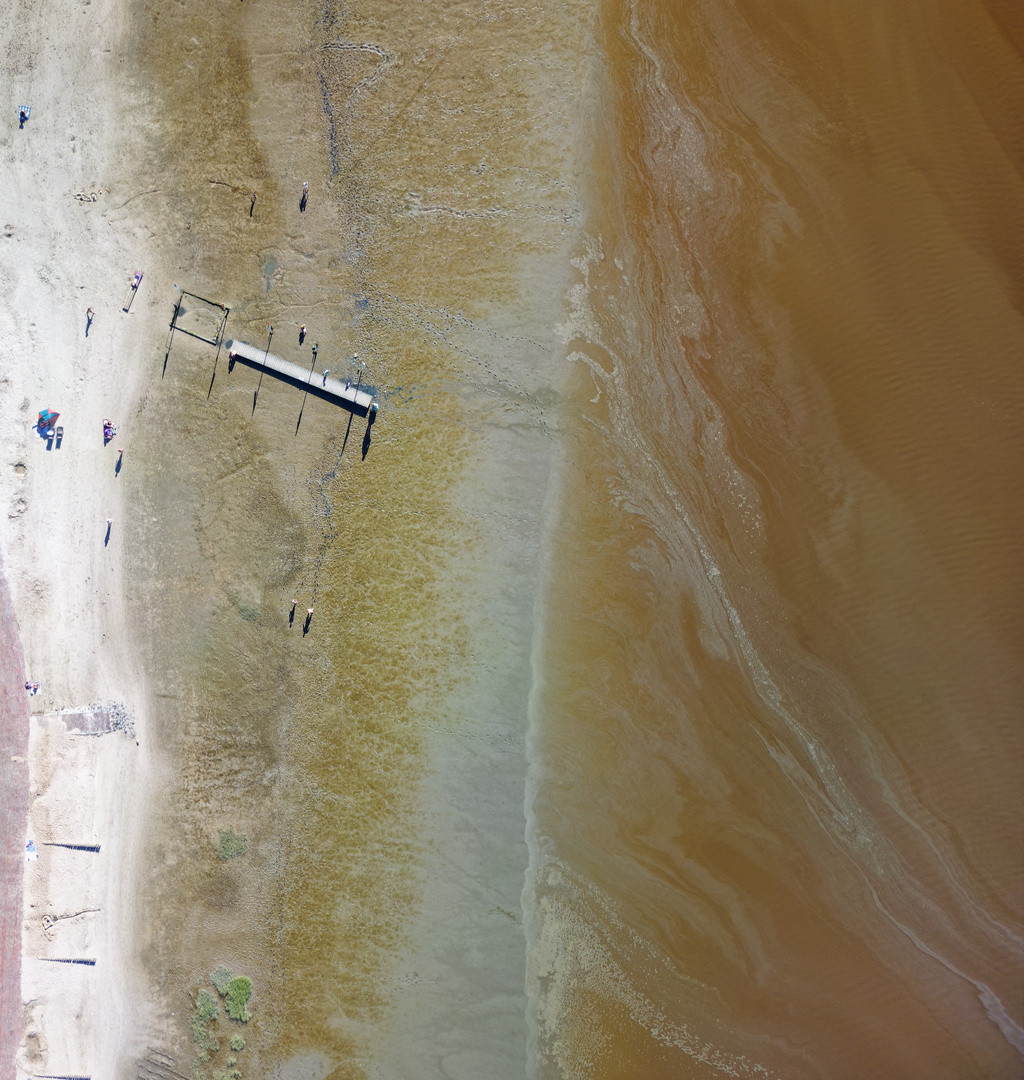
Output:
[226, 340, 378, 415]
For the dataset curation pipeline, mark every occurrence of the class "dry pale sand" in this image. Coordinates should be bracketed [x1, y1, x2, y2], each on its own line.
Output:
[0, 556, 30, 1080]
[0, 0, 172, 1072]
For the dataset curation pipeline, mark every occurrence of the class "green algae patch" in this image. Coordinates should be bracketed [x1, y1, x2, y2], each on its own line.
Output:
[225, 976, 252, 1022]
[217, 829, 248, 860]
[191, 989, 221, 1054]
[191, 973, 253, 1075]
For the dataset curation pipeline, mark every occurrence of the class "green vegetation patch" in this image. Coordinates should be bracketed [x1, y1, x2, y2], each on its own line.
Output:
[217, 828, 248, 859]
[190, 970, 252, 1076]
[225, 976, 252, 1022]
[191, 989, 221, 1052]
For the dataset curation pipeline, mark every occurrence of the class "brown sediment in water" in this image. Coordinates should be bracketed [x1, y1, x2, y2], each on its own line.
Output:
[527, 0, 1023, 1077]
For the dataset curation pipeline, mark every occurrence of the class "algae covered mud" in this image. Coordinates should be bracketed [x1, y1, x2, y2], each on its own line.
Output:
[527, 0, 1024, 1077]
[122, 0, 587, 1077]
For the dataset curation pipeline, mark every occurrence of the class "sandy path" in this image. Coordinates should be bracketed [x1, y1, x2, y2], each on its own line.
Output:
[0, 557, 29, 1080]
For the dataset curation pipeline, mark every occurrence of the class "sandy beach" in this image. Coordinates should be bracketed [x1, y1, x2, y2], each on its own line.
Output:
[0, 0, 168, 1072]
[1, 0, 588, 1075]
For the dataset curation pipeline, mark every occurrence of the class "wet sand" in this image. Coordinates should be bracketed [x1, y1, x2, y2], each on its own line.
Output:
[119, 0, 588, 1071]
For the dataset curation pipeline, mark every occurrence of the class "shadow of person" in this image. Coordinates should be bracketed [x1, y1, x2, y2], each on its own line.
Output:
[115, 456, 122, 477]
[303, 612, 313, 636]
[85, 314, 93, 337]
[104, 522, 111, 547]
[300, 193, 308, 213]
[289, 606, 296, 628]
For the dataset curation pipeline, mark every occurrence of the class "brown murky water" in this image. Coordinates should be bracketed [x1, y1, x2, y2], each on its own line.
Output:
[526, 0, 1024, 1078]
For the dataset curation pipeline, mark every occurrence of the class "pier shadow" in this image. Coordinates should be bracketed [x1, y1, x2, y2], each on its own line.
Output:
[252, 366, 266, 414]
[339, 410, 355, 458]
[207, 339, 224, 399]
[295, 357, 319, 435]
[361, 410, 375, 459]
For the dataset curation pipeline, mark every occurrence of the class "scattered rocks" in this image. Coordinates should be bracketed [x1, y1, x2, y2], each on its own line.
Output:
[106, 701, 137, 737]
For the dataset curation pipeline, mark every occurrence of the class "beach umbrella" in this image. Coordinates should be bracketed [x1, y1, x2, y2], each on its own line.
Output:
[37, 408, 59, 428]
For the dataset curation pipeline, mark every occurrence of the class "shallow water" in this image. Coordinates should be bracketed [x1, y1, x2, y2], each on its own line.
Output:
[526, 0, 1024, 1077]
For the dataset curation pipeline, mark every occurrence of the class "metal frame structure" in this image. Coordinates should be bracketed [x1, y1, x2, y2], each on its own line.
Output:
[169, 290, 230, 346]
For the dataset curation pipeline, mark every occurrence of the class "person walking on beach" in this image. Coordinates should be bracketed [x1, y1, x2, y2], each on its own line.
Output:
[86, 307, 94, 336]
[323, 369, 329, 387]
[299, 325, 306, 344]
